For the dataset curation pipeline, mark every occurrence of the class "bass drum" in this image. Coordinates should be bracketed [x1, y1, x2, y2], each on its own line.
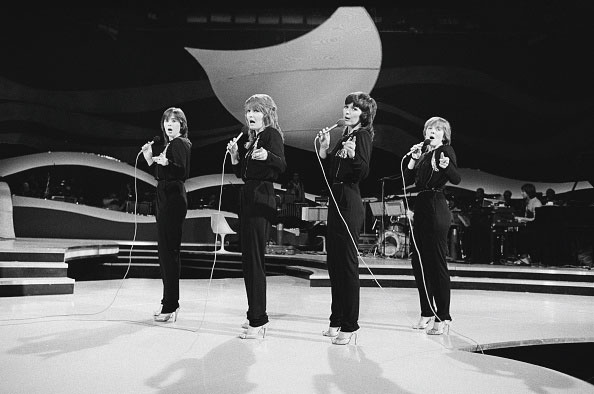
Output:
[377, 230, 407, 258]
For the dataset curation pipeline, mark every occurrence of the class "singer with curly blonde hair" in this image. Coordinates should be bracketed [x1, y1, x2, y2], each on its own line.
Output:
[226, 94, 286, 339]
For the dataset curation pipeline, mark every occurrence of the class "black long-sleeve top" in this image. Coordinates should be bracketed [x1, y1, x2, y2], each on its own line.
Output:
[232, 126, 286, 181]
[326, 126, 373, 184]
[403, 145, 461, 190]
[152, 137, 192, 181]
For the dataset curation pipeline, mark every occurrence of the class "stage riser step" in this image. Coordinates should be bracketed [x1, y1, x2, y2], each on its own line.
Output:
[352, 266, 594, 283]
[0, 284, 74, 297]
[309, 278, 594, 296]
[69, 262, 248, 280]
[0, 277, 75, 296]
[0, 267, 67, 278]
[0, 252, 64, 262]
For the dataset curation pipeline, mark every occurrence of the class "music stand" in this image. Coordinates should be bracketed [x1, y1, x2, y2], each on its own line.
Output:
[368, 201, 404, 217]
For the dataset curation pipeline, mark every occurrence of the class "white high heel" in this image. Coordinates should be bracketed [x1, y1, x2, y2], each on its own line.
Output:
[241, 319, 249, 329]
[412, 316, 434, 329]
[239, 323, 269, 339]
[153, 305, 162, 317]
[322, 326, 340, 337]
[332, 330, 358, 345]
[426, 320, 451, 335]
[154, 308, 179, 323]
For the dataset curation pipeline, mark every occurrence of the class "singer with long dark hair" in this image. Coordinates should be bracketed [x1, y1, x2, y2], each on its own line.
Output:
[226, 94, 286, 339]
[316, 92, 376, 345]
[404, 116, 461, 335]
[141, 107, 192, 323]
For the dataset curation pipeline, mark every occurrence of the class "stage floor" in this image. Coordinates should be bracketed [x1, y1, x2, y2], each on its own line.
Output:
[0, 275, 593, 393]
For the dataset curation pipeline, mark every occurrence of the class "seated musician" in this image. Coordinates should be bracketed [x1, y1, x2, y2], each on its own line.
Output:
[513, 183, 542, 265]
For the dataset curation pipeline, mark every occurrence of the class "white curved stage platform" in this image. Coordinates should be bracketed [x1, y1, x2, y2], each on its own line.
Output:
[0, 275, 592, 393]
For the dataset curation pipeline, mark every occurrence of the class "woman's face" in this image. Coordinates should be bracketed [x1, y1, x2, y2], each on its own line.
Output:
[425, 124, 445, 147]
[246, 109, 265, 132]
[343, 103, 362, 128]
[163, 116, 182, 140]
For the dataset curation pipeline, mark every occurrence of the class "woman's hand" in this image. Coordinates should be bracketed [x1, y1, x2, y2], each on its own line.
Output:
[317, 127, 332, 150]
[154, 153, 169, 166]
[226, 137, 240, 164]
[342, 136, 356, 159]
[141, 142, 153, 164]
[251, 147, 268, 161]
[438, 152, 450, 168]
[408, 141, 424, 160]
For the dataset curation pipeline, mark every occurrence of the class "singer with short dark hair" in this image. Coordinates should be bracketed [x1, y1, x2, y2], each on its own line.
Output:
[404, 116, 461, 335]
[227, 94, 286, 339]
[316, 92, 376, 345]
[141, 107, 192, 323]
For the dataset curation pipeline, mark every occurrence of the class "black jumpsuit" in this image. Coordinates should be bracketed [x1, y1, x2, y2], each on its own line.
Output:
[152, 137, 192, 313]
[232, 127, 286, 327]
[403, 145, 461, 322]
[324, 126, 373, 333]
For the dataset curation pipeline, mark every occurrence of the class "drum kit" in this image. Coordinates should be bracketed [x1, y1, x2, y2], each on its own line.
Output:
[366, 198, 410, 258]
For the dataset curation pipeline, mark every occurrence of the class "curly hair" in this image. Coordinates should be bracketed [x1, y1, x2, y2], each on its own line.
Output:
[345, 92, 377, 138]
[244, 94, 284, 145]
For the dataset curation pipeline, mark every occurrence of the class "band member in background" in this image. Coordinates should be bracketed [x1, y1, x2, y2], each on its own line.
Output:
[227, 94, 286, 339]
[404, 116, 461, 335]
[512, 183, 543, 265]
[317, 92, 376, 345]
[141, 107, 192, 323]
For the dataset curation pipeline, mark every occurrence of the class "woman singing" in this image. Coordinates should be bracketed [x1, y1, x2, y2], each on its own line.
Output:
[226, 94, 286, 339]
[141, 107, 192, 323]
[404, 116, 461, 335]
[317, 92, 376, 345]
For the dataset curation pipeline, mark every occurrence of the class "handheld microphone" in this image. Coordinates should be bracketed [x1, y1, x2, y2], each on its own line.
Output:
[329, 118, 346, 130]
[141, 136, 161, 151]
[230, 128, 246, 147]
[405, 139, 431, 157]
[315, 119, 346, 140]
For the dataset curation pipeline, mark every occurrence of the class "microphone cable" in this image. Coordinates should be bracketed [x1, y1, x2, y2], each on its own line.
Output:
[190, 149, 230, 336]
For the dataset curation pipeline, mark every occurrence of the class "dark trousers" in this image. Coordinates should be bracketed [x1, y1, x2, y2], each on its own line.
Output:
[239, 180, 275, 327]
[156, 180, 187, 313]
[326, 183, 364, 332]
[410, 191, 452, 322]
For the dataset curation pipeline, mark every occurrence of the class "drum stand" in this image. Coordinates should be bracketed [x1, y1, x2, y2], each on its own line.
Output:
[369, 175, 405, 258]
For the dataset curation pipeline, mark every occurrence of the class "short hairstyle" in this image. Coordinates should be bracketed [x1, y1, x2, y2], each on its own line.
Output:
[161, 107, 188, 141]
[345, 92, 377, 134]
[521, 183, 537, 199]
[244, 93, 284, 141]
[423, 116, 451, 145]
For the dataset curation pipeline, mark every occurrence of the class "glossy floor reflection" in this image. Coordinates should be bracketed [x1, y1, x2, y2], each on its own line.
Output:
[1, 276, 593, 393]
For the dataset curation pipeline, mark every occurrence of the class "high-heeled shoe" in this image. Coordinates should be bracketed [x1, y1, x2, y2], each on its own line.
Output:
[239, 323, 269, 339]
[426, 320, 451, 335]
[412, 316, 434, 329]
[322, 326, 340, 337]
[153, 305, 162, 316]
[332, 330, 358, 345]
[241, 319, 249, 329]
[154, 308, 179, 323]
